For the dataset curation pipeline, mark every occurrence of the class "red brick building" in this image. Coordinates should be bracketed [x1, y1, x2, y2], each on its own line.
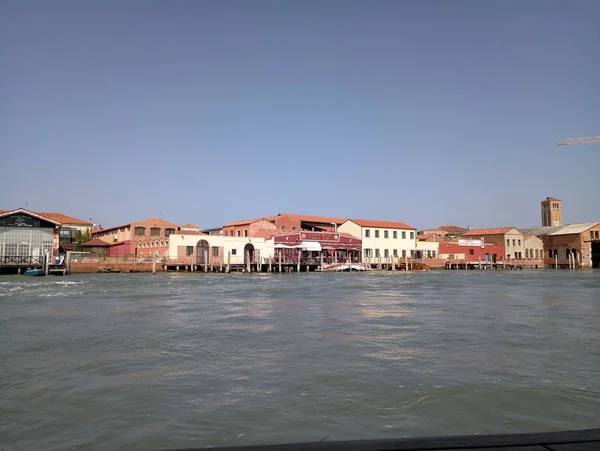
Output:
[222, 213, 348, 238]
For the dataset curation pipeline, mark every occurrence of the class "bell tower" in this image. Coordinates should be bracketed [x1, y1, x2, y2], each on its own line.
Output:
[541, 197, 562, 227]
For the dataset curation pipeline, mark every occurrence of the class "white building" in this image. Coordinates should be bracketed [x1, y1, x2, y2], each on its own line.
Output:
[167, 232, 274, 267]
[338, 219, 416, 263]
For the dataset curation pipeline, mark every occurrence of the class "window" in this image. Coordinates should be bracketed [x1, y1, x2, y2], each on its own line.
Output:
[518, 239, 521, 246]
[402, 250, 406, 257]
[529, 248, 533, 258]
[364, 249, 372, 257]
[165, 228, 175, 237]
[384, 249, 389, 258]
[237, 231, 241, 237]
[292, 226, 296, 231]
[566, 249, 570, 258]
[410, 231, 414, 239]
[592, 231, 595, 240]
[230, 231, 234, 236]
[281, 226, 286, 231]
[469, 249, 474, 255]
[160, 241, 164, 248]
[244, 230, 248, 237]
[402, 231, 406, 239]
[432, 251, 436, 258]
[507, 254, 511, 259]
[375, 230, 380, 238]
[384, 231, 389, 239]
[393, 249, 398, 257]
[512, 239, 516, 246]
[393, 231, 397, 239]
[365, 229, 370, 238]
[375, 249, 380, 257]
[232, 249, 237, 255]
[525, 249, 529, 258]
[135, 227, 146, 236]
[595, 231, 600, 240]
[535, 249, 539, 259]
[285, 248, 291, 256]
[150, 227, 161, 237]
[212, 246, 219, 256]
[185, 246, 193, 256]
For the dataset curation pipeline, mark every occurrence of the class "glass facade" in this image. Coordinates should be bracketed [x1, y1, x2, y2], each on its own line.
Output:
[0, 226, 54, 257]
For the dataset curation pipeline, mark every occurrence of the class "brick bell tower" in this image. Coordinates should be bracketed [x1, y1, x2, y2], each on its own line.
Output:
[541, 197, 563, 227]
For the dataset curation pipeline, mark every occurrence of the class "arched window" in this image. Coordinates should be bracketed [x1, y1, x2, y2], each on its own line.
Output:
[566, 248, 571, 258]
[525, 249, 529, 258]
[535, 249, 539, 259]
[548, 249, 553, 258]
[529, 248, 533, 259]
[553, 249, 558, 257]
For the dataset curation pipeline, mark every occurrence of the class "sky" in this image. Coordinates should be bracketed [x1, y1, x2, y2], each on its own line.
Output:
[1, 0, 599, 230]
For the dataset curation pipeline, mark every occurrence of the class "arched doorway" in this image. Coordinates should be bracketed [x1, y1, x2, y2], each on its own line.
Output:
[244, 243, 255, 265]
[196, 240, 209, 265]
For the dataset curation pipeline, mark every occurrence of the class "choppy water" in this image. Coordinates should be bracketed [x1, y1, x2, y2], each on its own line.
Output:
[1, 270, 599, 450]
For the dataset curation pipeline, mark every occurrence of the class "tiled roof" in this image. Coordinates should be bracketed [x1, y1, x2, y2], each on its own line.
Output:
[36, 212, 92, 226]
[176, 229, 206, 236]
[550, 222, 600, 236]
[278, 213, 348, 225]
[81, 239, 111, 247]
[224, 216, 277, 227]
[0, 209, 91, 225]
[544, 197, 561, 201]
[462, 227, 515, 236]
[180, 223, 199, 229]
[346, 218, 416, 230]
[438, 225, 468, 233]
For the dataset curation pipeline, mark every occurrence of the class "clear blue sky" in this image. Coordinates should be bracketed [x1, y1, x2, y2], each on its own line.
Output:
[1, 0, 599, 230]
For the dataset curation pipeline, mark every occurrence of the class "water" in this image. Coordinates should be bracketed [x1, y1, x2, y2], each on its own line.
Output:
[1, 271, 599, 450]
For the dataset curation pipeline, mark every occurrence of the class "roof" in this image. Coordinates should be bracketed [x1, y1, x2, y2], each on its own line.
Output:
[519, 222, 600, 237]
[35, 212, 92, 226]
[344, 218, 416, 230]
[437, 225, 468, 233]
[462, 227, 515, 236]
[224, 216, 276, 227]
[543, 197, 561, 202]
[92, 217, 178, 234]
[81, 239, 111, 247]
[174, 229, 206, 236]
[550, 222, 600, 236]
[180, 223, 199, 229]
[278, 213, 348, 225]
[0, 209, 90, 226]
[0, 208, 62, 225]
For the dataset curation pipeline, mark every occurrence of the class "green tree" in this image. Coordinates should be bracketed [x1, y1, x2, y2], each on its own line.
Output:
[74, 228, 93, 251]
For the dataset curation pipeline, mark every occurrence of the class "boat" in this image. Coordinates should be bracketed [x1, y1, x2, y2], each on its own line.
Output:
[24, 268, 45, 276]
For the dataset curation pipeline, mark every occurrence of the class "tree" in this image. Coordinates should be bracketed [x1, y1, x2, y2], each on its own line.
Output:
[75, 228, 93, 251]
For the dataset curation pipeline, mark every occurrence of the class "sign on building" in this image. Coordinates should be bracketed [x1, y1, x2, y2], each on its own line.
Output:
[458, 239, 482, 247]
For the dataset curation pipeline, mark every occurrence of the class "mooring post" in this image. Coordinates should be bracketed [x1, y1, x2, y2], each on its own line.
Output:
[297, 250, 301, 272]
[278, 249, 282, 273]
[227, 251, 231, 273]
[152, 252, 156, 275]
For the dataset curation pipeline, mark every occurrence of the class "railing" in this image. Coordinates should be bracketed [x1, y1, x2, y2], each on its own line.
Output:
[0, 255, 45, 266]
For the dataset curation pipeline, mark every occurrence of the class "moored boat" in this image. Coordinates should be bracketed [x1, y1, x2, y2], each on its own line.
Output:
[24, 268, 45, 276]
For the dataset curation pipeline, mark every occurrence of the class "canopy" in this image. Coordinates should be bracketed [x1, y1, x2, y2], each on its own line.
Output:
[301, 241, 322, 252]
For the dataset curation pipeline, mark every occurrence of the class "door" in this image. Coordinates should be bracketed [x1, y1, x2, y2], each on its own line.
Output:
[196, 240, 209, 265]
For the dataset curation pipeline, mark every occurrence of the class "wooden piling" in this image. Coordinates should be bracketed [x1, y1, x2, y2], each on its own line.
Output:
[227, 251, 231, 273]
[269, 258, 272, 273]
[246, 251, 251, 273]
[278, 250, 282, 273]
[297, 251, 301, 272]
[152, 252, 156, 275]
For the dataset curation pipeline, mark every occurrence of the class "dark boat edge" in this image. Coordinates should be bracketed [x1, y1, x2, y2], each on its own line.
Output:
[157, 428, 600, 451]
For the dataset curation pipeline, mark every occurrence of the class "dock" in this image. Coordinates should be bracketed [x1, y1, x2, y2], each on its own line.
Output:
[160, 428, 600, 451]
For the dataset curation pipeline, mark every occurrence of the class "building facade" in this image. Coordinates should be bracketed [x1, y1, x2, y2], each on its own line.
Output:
[0, 209, 61, 271]
[222, 213, 348, 238]
[461, 227, 524, 260]
[269, 231, 362, 265]
[523, 234, 544, 260]
[521, 222, 600, 268]
[438, 241, 505, 263]
[167, 233, 273, 267]
[338, 219, 416, 262]
[92, 217, 180, 258]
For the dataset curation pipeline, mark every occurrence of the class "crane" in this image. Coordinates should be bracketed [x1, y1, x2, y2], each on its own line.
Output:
[557, 136, 600, 145]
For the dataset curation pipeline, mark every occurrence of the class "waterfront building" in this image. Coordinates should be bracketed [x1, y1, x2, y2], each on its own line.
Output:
[461, 227, 524, 260]
[415, 240, 439, 259]
[166, 233, 273, 267]
[92, 217, 180, 259]
[523, 234, 544, 260]
[222, 213, 347, 238]
[0, 208, 92, 271]
[337, 219, 416, 263]
[520, 222, 600, 268]
[268, 231, 362, 265]
[438, 240, 504, 264]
